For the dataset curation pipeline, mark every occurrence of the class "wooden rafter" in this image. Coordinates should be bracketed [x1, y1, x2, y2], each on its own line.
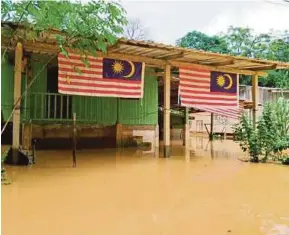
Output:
[241, 64, 277, 71]
[2, 31, 288, 76]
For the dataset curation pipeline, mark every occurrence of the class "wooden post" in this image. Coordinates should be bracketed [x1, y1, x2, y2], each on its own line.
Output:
[116, 123, 122, 148]
[12, 42, 23, 164]
[210, 141, 214, 159]
[183, 107, 189, 146]
[163, 64, 171, 158]
[252, 75, 258, 128]
[22, 122, 32, 150]
[209, 113, 214, 140]
[72, 113, 77, 167]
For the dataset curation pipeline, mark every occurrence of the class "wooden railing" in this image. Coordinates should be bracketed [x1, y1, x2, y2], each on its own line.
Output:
[27, 92, 72, 121]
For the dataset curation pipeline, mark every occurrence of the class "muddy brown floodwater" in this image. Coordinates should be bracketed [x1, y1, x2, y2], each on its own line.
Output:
[2, 137, 289, 235]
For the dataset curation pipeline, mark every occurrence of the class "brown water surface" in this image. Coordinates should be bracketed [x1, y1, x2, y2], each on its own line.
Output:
[2, 137, 289, 235]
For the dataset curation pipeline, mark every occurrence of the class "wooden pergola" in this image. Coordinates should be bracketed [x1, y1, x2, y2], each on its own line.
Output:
[2, 22, 289, 157]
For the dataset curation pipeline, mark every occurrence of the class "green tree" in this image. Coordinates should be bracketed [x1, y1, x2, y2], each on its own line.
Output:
[260, 37, 289, 88]
[176, 30, 229, 53]
[177, 26, 289, 88]
[1, 0, 127, 55]
[222, 26, 271, 58]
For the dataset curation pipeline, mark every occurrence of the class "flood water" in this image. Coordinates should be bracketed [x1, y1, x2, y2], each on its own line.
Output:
[2, 136, 289, 235]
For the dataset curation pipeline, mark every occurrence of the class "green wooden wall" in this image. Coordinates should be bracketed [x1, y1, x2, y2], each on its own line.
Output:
[1, 60, 14, 121]
[118, 72, 158, 125]
[72, 69, 158, 125]
[27, 55, 48, 121]
[1, 55, 158, 125]
[1, 59, 27, 122]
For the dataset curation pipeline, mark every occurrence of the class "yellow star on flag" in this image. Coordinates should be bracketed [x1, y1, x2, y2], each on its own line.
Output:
[66, 75, 70, 84]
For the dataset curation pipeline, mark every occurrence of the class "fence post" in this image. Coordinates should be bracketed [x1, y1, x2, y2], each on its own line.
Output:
[72, 113, 77, 167]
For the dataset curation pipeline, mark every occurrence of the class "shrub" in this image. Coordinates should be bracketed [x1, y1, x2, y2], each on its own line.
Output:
[234, 97, 289, 164]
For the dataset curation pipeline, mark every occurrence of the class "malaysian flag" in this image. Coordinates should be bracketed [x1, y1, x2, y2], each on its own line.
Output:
[179, 66, 242, 119]
[58, 53, 145, 98]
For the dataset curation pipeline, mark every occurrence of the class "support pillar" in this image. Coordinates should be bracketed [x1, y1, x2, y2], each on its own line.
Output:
[116, 123, 123, 148]
[163, 64, 171, 158]
[12, 42, 23, 164]
[22, 122, 32, 150]
[183, 107, 189, 146]
[209, 113, 214, 140]
[155, 124, 159, 148]
[252, 75, 258, 128]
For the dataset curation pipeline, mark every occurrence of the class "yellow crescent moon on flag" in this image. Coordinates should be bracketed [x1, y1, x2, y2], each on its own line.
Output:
[123, 61, 135, 78]
[224, 74, 233, 90]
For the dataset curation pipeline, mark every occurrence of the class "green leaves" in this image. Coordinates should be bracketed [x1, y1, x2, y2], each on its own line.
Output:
[176, 30, 229, 54]
[234, 97, 289, 163]
[177, 26, 289, 88]
[2, 0, 127, 57]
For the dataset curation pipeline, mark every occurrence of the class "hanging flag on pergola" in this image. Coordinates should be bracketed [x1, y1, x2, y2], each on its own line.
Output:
[58, 53, 145, 98]
[179, 65, 243, 119]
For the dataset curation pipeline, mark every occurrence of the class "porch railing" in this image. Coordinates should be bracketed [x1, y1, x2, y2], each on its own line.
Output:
[27, 92, 72, 122]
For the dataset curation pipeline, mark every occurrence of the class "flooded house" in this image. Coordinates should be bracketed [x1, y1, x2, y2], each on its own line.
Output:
[2, 22, 289, 163]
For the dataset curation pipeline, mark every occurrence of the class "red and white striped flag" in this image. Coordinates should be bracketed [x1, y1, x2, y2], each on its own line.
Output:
[58, 53, 145, 98]
[179, 66, 242, 119]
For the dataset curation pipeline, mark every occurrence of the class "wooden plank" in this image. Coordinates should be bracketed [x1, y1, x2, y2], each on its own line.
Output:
[209, 113, 214, 140]
[116, 123, 123, 148]
[2, 34, 289, 69]
[252, 75, 258, 128]
[12, 42, 23, 164]
[201, 59, 234, 66]
[136, 48, 157, 56]
[156, 52, 184, 60]
[168, 60, 267, 76]
[183, 107, 189, 146]
[242, 64, 277, 71]
[2, 39, 282, 75]
[163, 64, 171, 157]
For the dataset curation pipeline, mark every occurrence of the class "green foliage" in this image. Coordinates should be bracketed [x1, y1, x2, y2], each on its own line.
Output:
[259, 70, 289, 88]
[1, 0, 127, 55]
[176, 30, 229, 53]
[222, 26, 271, 58]
[177, 26, 289, 88]
[234, 114, 261, 162]
[234, 97, 289, 164]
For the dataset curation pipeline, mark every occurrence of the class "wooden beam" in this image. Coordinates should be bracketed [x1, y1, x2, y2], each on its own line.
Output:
[135, 48, 156, 56]
[168, 60, 267, 76]
[252, 74, 258, 128]
[12, 42, 23, 164]
[97, 51, 165, 67]
[183, 107, 189, 146]
[201, 59, 234, 66]
[1, 39, 271, 76]
[156, 52, 184, 60]
[242, 64, 277, 71]
[1, 40, 166, 67]
[163, 64, 171, 158]
[116, 123, 123, 148]
[209, 113, 214, 140]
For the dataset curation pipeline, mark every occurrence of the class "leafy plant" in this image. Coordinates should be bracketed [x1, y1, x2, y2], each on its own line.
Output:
[234, 97, 289, 164]
[1, 0, 128, 56]
[234, 114, 260, 162]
